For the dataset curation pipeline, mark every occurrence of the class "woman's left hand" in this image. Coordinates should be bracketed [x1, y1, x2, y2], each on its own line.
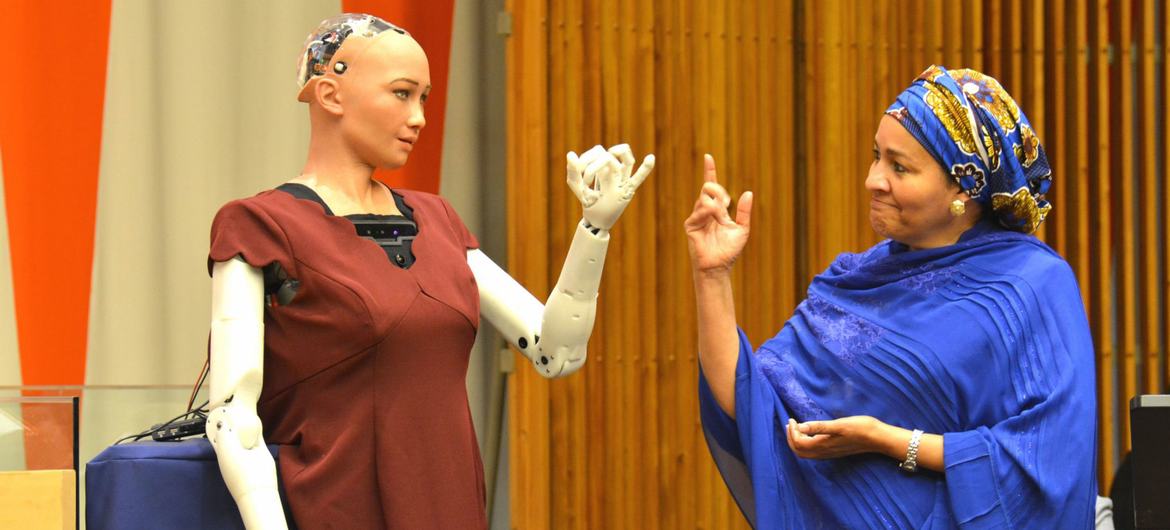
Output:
[785, 415, 889, 459]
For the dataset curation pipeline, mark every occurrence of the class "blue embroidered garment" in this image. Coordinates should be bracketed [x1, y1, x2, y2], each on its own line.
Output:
[699, 221, 1097, 529]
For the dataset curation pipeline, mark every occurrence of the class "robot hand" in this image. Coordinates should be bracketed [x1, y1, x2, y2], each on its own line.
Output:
[566, 144, 655, 230]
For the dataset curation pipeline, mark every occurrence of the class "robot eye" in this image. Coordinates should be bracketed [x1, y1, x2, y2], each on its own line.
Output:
[333, 61, 348, 74]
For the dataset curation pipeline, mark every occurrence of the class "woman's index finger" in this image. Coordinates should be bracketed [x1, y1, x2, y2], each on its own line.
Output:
[704, 153, 718, 183]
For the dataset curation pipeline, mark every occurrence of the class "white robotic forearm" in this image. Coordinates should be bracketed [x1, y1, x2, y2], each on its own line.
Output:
[470, 221, 609, 378]
[207, 258, 288, 530]
[473, 143, 653, 378]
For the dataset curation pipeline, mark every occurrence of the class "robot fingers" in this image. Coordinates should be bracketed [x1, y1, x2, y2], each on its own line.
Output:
[607, 143, 635, 176]
[629, 154, 656, 193]
[578, 144, 608, 164]
[565, 151, 589, 204]
[578, 154, 619, 205]
[604, 144, 655, 198]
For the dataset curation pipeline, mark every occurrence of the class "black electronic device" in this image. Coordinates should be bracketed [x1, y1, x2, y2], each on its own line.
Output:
[351, 218, 417, 246]
[1130, 394, 1170, 529]
[150, 416, 207, 442]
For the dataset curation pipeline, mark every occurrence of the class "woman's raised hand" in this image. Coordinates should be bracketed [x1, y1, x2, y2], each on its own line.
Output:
[684, 154, 753, 275]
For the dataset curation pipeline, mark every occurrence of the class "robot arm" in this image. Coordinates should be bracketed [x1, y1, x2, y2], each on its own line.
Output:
[470, 221, 607, 377]
[206, 257, 288, 530]
[473, 144, 654, 378]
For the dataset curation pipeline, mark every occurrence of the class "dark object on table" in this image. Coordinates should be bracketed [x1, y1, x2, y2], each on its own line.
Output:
[1129, 394, 1170, 529]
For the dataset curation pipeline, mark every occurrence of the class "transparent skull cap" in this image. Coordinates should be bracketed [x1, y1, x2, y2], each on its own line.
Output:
[295, 13, 408, 102]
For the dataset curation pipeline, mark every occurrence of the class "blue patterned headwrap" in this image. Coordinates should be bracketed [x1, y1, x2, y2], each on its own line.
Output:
[885, 65, 1052, 233]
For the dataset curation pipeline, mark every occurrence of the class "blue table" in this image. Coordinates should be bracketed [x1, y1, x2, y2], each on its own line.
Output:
[86, 439, 296, 530]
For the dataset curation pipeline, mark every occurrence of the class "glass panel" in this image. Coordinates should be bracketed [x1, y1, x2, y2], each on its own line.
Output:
[0, 394, 77, 472]
[0, 393, 77, 530]
[0, 385, 202, 530]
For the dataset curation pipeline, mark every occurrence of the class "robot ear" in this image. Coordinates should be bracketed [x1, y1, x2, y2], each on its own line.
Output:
[313, 78, 345, 115]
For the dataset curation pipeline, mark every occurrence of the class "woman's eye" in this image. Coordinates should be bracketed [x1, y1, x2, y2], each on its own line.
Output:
[893, 162, 908, 173]
[420, 93, 429, 105]
[872, 149, 880, 161]
[394, 89, 411, 100]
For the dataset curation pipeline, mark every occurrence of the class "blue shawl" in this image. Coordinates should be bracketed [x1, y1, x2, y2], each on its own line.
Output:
[699, 221, 1097, 529]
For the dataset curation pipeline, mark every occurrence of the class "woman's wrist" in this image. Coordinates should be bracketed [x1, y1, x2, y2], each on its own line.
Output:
[691, 264, 734, 282]
[869, 421, 908, 460]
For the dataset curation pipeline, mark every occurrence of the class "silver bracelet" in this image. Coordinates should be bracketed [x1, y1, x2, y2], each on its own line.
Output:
[899, 429, 924, 473]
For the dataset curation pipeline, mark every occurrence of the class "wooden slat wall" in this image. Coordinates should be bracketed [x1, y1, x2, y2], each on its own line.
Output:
[506, 0, 1169, 527]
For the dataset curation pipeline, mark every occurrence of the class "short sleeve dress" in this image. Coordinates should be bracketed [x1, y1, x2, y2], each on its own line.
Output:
[208, 185, 486, 529]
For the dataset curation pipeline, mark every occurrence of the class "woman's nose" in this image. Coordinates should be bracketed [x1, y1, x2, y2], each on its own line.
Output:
[865, 168, 888, 193]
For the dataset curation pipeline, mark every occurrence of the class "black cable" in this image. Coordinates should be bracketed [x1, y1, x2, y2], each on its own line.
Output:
[114, 400, 210, 445]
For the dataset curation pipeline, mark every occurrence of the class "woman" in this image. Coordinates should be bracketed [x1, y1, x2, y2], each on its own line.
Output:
[687, 65, 1096, 528]
[204, 14, 653, 529]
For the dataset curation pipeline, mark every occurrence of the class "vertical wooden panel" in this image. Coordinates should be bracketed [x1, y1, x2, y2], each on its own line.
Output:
[907, 0, 924, 84]
[1136, 0, 1160, 396]
[636, 3, 660, 527]
[506, 0, 552, 527]
[650, 0, 704, 527]
[564, 3, 591, 527]
[1026, 0, 1048, 242]
[966, 0, 984, 70]
[1008, 0, 1024, 88]
[544, 2, 570, 527]
[583, 2, 608, 525]
[806, 2, 851, 277]
[1029, 0, 1048, 242]
[1163, 0, 1170, 392]
[929, 0, 946, 67]
[943, 0, 962, 66]
[1114, 0, 1138, 455]
[1046, 0, 1069, 259]
[802, 1, 820, 288]
[1162, 0, 1170, 395]
[987, 0, 1003, 77]
[1091, 0, 1117, 490]
[1076, 1, 1093, 310]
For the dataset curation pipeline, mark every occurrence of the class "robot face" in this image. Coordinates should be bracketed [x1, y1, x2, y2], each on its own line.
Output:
[294, 13, 431, 170]
[295, 13, 408, 101]
[336, 35, 431, 169]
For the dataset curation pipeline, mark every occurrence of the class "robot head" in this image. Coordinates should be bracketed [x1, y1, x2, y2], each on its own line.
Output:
[295, 13, 409, 103]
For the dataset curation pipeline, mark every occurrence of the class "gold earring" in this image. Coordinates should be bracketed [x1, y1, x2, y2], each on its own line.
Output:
[949, 199, 966, 216]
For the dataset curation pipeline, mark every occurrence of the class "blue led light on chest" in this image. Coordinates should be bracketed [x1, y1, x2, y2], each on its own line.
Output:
[351, 218, 417, 246]
[348, 217, 418, 269]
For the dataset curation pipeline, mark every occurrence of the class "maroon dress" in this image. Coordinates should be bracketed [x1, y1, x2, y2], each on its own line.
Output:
[208, 187, 487, 529]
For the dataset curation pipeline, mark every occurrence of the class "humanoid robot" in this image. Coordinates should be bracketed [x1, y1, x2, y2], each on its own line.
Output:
[204, 14, 654, 529]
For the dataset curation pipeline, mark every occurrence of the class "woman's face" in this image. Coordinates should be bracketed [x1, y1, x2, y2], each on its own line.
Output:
[865, 115, 969, 249]
[339, 34, 431, 170]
